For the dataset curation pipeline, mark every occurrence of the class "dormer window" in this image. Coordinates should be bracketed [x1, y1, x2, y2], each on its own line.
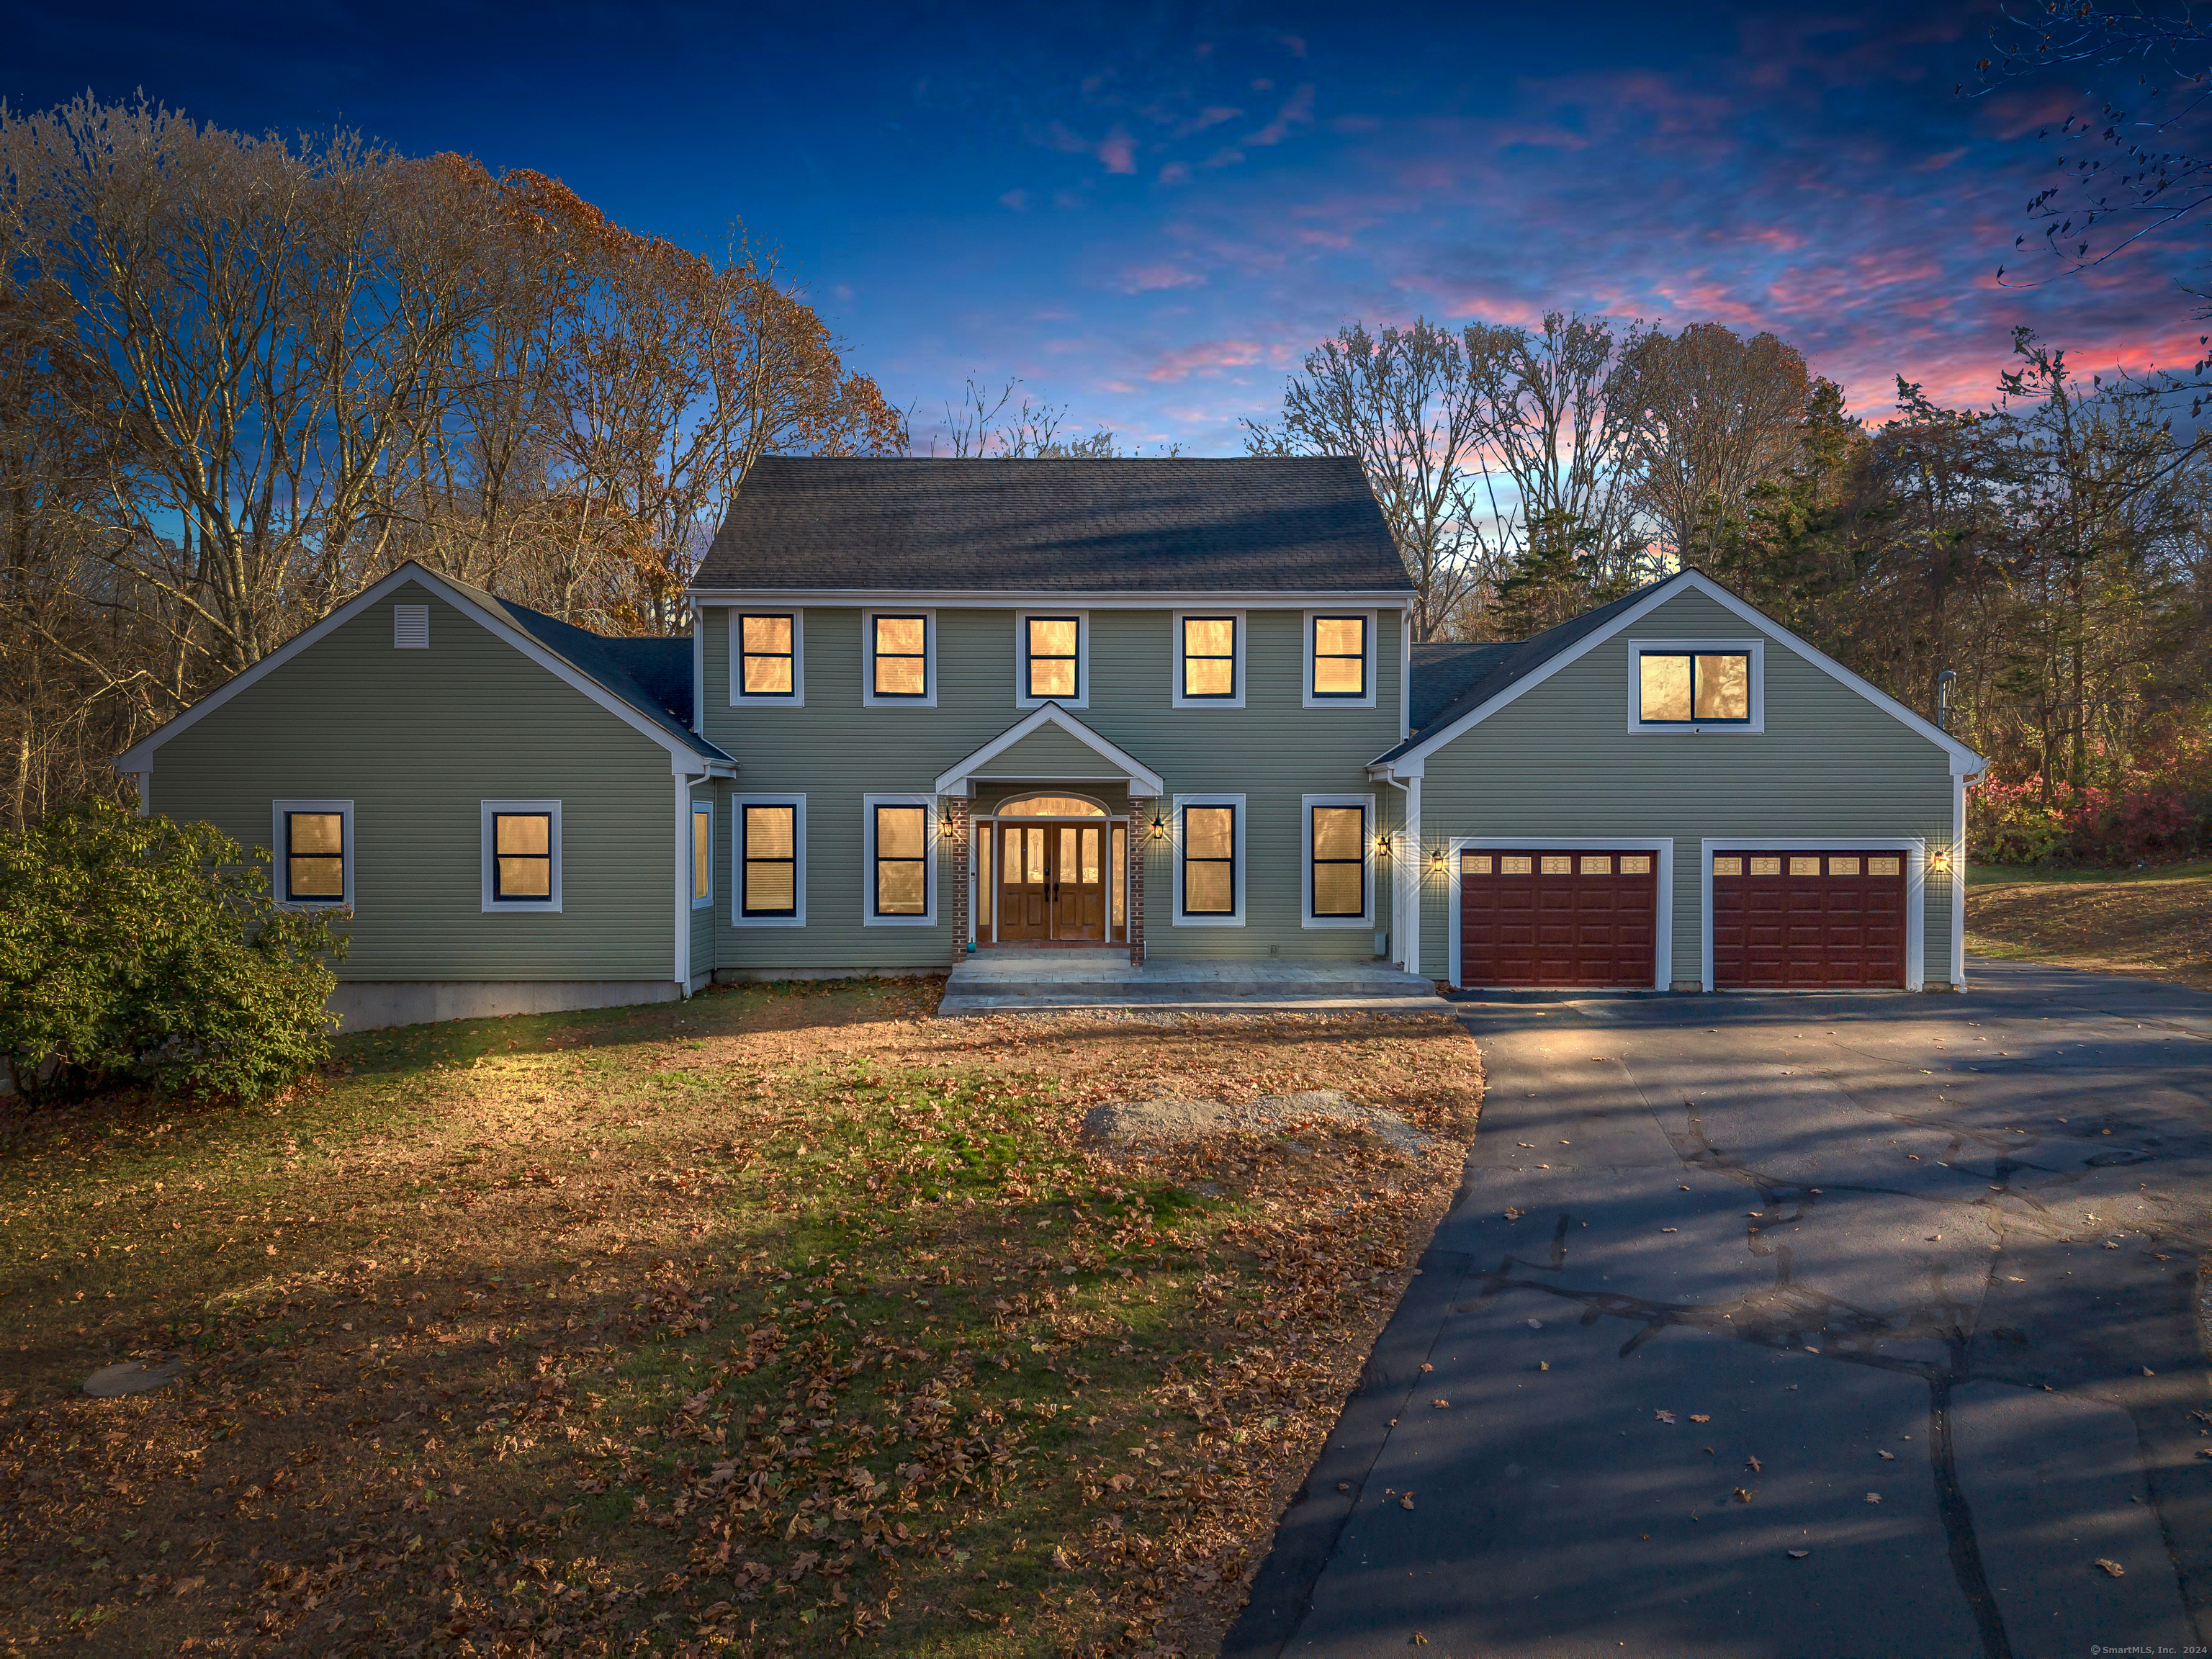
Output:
[1628, 639, 1764, 732]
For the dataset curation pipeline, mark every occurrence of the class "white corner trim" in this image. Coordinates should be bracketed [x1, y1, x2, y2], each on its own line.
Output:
[1951, 776, 1969, 987]
[1624, 637, 1766, 734]
[1169, 609, 1246, 709]
[1300, 792, 1377, 927]
[732, 793, 808, 927]
[481, 799, 564, 914]
[1015, 609, 1089, 710]
[270, 799, 355, 912]
[1373, 570, 1987, 773]
[932, 703, 1166, 796]
[863, 792, 938, 927]
[1698, 836, 1926, 994]
[1444, 837, 1673, 992]
[862, 608, 937, 709]
[1303, 609, 1378, 709]
[113, 561, 730, 773]
[729, 606, 805, 707]
[1170, 792, 1246, 927]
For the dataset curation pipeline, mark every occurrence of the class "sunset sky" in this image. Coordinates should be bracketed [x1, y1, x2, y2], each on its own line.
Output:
[9, 0, 2199, 451]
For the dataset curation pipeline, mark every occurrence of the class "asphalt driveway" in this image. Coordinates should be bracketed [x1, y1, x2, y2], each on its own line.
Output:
[1226, 958, 2212, 1659]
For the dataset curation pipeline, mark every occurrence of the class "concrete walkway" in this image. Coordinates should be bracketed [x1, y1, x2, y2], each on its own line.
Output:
[935, 949, 1448, 1015]
[1226, 958, 2212, 1659]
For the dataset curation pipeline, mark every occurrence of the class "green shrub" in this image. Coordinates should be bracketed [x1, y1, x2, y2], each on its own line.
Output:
[0, 799, 346, 1101]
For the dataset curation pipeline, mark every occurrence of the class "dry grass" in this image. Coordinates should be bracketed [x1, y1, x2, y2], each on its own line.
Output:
[0, 980, 1482, 1658]
[1966, 866, 2212, 989]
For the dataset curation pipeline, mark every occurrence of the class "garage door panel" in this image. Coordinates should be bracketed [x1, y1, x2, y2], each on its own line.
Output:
[1712, 849, 1907, 989]
[1461, 849, 1658, 989]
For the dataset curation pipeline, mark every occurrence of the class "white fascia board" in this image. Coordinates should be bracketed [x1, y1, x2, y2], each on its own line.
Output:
[1372, 570, 1987, 774]
[115, 559, 732, 775]
[689, 586, 1416, 610]
[932, 702, 1166, 796]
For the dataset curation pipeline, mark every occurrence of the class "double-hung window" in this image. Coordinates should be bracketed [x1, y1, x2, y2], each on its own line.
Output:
[1305, 800, 1370, 922]
[1174, 794, 1244, 925]
[737, 613, 797, 698]
[1306, 613, 1372, 706]
[481, 800, 562, 911]
[691, 802, 714, 908]
[1024, 616, 1081, 701]
[273, 799, 352, 909]
[732, 796, 805, 925]
[866, 797, 934, 924]
[1177, 614, 1240, 705]
[1629, 639, 1763, 732]
[868, 613, 932, 703]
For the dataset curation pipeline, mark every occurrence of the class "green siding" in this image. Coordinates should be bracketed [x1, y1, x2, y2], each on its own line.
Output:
[150, 580, 683, 984]
[703, 604, 1408, 966]
[1411, 588, 1960, 986]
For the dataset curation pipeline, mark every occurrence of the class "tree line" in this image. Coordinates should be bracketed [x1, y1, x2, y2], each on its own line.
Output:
[1247, 315, 2212, 850]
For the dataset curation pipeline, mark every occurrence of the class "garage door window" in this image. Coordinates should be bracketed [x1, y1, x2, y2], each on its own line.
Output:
[1464, 853, 1493, 875]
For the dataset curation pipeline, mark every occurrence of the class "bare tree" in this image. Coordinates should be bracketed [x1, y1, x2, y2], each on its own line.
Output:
[1242, 320, 1489, 640]
[931, 376, 1171, 458]
[1611, 322, 1814, 567]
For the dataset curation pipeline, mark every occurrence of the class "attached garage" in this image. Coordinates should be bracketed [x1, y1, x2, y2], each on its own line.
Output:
[1458, 846, 1662, 989]
[1709, 846, 1913, 989]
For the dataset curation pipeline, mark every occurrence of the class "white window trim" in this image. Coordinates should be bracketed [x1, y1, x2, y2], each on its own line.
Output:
[1444, 836, 1673, 992]
[1627, 637, 1766, 734]
[729, 608, 804, 706]
[271, 799, 354, 911]
[863, 792, 938, 926]
[732, 793, 807, 928]
[863, 608, 937, 709]
[691, 800, 714, 909]
[1303, 609, 1378, 709]
[1171, 792, 1246, 927]
[1015, 609, 1088, 709]
[1171, 609, 1246, 709]
[1300, 793, 1377, 927]
[1699, 836, 1925, 994]
[480, 799, 563, 914]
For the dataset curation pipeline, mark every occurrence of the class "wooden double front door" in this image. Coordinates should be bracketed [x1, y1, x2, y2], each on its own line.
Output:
[997, 821, 1107, 942]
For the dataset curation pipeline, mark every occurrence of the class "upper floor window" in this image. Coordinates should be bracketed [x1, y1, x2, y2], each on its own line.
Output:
[866, 612, 934, 706]
[739, 614, 795, 696]
[1629, 639, 1763, 732]
[274, 799, 353, 909]
[1025, 616, 1081, 701]
[1305, 613, 1373, 707]
[1182, 616, 1237, 700]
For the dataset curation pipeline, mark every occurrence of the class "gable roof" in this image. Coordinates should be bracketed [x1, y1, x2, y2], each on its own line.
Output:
[116, 562, 733, 775]
[693, 456, 1413, 596]
[1375, 569, 1987, 777]
[933, 703, 1166, 796]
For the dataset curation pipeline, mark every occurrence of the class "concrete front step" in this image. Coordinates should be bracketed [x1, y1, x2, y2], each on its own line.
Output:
[937, 992, 1449, 1016]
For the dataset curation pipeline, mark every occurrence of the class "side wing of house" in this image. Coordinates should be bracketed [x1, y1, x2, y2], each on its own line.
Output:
[126, 575, 703, 1028]
[1401, 580, 1975, 992]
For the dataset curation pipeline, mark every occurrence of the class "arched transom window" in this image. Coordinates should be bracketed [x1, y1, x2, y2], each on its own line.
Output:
[997, 793, 1106, 818]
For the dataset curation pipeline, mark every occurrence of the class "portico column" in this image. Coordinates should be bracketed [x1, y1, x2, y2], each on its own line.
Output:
[1127, 796, 1149, 966]
[943, 794, 970, 966]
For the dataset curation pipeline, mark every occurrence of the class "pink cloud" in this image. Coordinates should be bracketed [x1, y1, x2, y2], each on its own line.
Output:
[1100, 127, 1137, 174]
[1120, 263, 1206, 294]
[1245, 84, 1316, 148]
[1143, 339, 1269, 382]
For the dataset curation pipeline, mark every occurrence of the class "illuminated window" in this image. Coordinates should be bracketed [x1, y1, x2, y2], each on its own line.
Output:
[480, 801, 562, 911]
[691, 803, 714, 906]
[1182, 616, 1237, 699]
[739, 614, 795, 696]
[1310, 804, 1365, 918]
[276, 806, 349, 906]
[1182, 805, 1236, 916]
[872, 803, 930, 917]
[1637, 651, 1750, 724]
[742, 805, 796, 917]
[1310, 616, 1368, 699]
[1025, 616, 1079, 700]
[871, 615, 929, 700]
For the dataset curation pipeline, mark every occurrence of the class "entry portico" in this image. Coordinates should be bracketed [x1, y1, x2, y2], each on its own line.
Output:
[933, 702, 1166, 961]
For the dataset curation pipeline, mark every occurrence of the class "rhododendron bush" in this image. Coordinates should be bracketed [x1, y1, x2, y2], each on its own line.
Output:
[1971, 735, 2212, 866]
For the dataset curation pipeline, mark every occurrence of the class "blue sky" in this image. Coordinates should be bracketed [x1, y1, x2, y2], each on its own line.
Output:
[8, 0, 2198, 451]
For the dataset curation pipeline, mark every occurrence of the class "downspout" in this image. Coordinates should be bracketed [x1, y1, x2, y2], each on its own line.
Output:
[1953, 768, 1977, 989]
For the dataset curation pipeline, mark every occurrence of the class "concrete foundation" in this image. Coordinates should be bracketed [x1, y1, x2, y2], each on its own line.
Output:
[711, 966, 945, 984]
[329, 981, 682, 1031]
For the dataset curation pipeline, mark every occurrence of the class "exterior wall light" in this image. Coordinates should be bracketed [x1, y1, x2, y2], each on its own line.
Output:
[1373, 833, 1392, 859]
[1428, 848, 1447, 873]
[1148, 811, 1166, 842]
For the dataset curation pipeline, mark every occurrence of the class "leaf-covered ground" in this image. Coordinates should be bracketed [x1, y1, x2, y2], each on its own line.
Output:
[1966, 860, 2212, 988]
[0, 981, 1483, 1658]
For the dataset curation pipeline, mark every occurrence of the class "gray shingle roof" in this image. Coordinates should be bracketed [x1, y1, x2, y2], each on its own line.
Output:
[1382, 577, 1677, 765]
[694, 456, 1412, 593]
[441, 575, 729, 764]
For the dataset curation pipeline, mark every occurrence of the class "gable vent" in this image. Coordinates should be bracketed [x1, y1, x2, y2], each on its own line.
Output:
[393, 604, 429, 649]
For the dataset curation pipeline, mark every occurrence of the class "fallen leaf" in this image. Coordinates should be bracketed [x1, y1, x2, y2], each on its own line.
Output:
[1431, 1398, 1451, 1409]
[1661, 1227, 1679, 1233]
[1879, 1449, 1896, 1460]
[1787, 1549, 1809, 1560]
[1400, 1492, 1416, 1511]
[1538, 1361, 1550, 1372]
[1503, 1208, 1524, 1220]
[1746, 1455, 1763, 1473]
[1690, 1413, 1710, 1424]
[1419, 1362, 1434, 1373]
[1866, 1492, 1881, 1503]
[1732, 1487, 1754, 1503]
[1655, 1410, 1676, 1424]
[1413, 1635, 1429, 1647]
[2097, 1558, 2126, 1578]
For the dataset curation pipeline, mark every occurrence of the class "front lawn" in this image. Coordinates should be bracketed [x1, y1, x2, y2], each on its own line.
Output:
[1966, 861, 2212, 987]
[0, 982, 1481, 1658]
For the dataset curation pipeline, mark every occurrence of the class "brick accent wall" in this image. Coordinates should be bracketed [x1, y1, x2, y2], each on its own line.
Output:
[1127, 796, 1148, 965]
[944, 796, 969, 966]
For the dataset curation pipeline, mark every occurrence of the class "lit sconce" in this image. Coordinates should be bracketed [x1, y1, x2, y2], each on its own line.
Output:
[1930, 848, 1952, 874]
[1148, 811, 1166, 842]
[1428, 846, 1447, 875]
[1373, 833, 1393, 860]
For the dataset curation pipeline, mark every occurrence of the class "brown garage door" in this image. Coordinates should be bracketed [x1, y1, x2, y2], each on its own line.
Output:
[1712, 850, 1907, 989]
[1460, 850, 1658, 988]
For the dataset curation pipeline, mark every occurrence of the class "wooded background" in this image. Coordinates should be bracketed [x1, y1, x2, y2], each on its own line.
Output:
[6, 94, 2207, 860]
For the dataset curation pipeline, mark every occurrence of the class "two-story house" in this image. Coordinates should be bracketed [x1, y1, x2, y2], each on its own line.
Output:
[117, 456, 1984, 1030]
